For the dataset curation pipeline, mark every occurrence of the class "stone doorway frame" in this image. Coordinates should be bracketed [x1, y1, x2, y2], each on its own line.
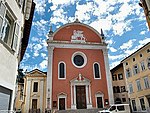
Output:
[70, 74, 92, 109]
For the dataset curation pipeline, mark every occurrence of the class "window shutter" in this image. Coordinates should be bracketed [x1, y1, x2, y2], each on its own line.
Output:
[133, 67, 136, 75]
[0, 2, 6, 38]
[12, 22, 20, 51]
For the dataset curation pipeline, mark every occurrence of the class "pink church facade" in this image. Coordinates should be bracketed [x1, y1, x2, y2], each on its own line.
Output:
[46, 20, 114, 110]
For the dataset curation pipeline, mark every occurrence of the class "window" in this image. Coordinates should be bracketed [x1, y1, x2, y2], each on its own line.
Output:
[33, 82, 38, 92]
[0, 2, 19, 51]
[146, 96, 150, 107]
[118, 74, 123, 80]
[116, 86, 120, 93]
[147, 49, 150, 53]
[140, 54, 143, 57]
[20, 85, 23, 101]
[126, 68, 131, 78]
[131, 100, 137, 111]
[32, 99, 37, 109]
[129, 83, 133, 93]
[120, 86, 126, 92]
[58, 62, 66, 79]
[133, 65, 140, 75]
[113, 86, 120, 93]
[136, 79, 142, 91]
[141, 61, 146, 71]
[112, 74, 117, 81]
[1, 14, 11, 44]
[122, 98, 126, 102]
[140, 98, 146, 110]
[133, 58, 135, 62]
[143, 76, 150, 89]
[72, 52, 87, 68]
[93, 63, 101, 79]
[147, 57, 150, 69]
[117, 105, 125, 111]
[126, 62, 128, 65]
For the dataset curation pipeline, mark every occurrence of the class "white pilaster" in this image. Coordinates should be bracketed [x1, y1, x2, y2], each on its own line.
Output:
[71, 85, 76, 109]
[102, 48, 114, 105]
[87, 85, 92, 109]
[46, 46, 54, 109]
[71, 85, 73, 105]
[40, 80, 44, 112]
[25, 79, 31, 112]
[86, 85, 89, 104]
[89, 85, 92, 104]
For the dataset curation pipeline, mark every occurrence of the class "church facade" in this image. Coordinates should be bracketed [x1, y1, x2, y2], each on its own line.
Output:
[46, 20, 114, 110]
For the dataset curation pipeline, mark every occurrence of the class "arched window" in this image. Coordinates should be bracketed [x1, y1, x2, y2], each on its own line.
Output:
[58, 62, 66, 79]
[93, 63, 101, 79]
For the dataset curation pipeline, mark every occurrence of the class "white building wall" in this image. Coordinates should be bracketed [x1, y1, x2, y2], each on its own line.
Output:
[0, 0, 31, 111]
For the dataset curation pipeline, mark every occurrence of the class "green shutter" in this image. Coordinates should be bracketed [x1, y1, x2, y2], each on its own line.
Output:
[12, 22, 20, 51]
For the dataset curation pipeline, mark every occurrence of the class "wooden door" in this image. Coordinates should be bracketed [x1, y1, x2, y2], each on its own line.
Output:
[97, 97, 103, 108]
[32, 99, 37, 109]
[76, 86, 86, 109]
[59, 98, 65, 110]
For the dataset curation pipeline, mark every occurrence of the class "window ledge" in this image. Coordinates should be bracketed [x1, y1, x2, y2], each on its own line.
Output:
[58, 78, 66, 80]
[0, 39, 15, 55]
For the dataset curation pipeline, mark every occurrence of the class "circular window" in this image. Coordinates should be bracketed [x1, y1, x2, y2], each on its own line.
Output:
[72, 52, 87, 68]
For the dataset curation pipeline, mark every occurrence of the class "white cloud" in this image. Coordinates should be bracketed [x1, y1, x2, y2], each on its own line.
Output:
[33, 51, 39, 57]
[109, 47, 117, 52]
[109, 60, 121, 70]
[140, 31, 146, 35]
[108, 54, 125, 61]
[33, 19, 49, 36]
[106, 39, 114, 45]
[41, 53, 47, 58]
[39, 60, 47, 69]
[34, 44, 42, 51]
[34, 0, 46, 15]
[139, 37, 150, 45]
[120, 39, 136, 50]
[31, 37, 40, 42]
[20, 63, 39, 72]
[112, 20, 132, 36]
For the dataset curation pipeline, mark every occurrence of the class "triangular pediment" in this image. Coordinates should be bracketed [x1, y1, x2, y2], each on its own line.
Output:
[27, 69, 46, 76]
[70, 73, 90, 84]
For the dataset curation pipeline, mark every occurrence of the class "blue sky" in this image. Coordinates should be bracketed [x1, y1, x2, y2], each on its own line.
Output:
[20, 0, 150, 72]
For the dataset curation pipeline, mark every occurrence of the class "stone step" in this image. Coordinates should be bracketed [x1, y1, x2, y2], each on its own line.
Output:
[55, 108, 103, 113]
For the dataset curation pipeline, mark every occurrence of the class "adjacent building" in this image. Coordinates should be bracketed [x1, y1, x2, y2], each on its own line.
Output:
[139, 0, 150, 30]
[0, 0, 35, 111]
[122, 42, 150, 112]
[110, 63, 129, 104]
[46, 19, 114, 111]
[20, 69, 47, 113]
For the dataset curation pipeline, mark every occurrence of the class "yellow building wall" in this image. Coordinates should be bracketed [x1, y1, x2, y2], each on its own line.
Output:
[21, 70, 47, 113]
[123, 43, 150, 112]
[111, 64, 129, 104]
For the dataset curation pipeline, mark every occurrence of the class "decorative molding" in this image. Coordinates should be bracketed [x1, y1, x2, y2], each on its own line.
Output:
[47, 41, 107, 50]
[102, 48, 114, 105]
[71, 30, 86, 43]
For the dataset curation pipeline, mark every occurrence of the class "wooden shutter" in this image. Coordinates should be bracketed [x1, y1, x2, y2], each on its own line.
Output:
[12, 22, 20, 51]
[0, 1, 6, 38]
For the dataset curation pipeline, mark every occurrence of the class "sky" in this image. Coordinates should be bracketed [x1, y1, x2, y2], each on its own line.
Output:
[20, 0, 150, 72]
